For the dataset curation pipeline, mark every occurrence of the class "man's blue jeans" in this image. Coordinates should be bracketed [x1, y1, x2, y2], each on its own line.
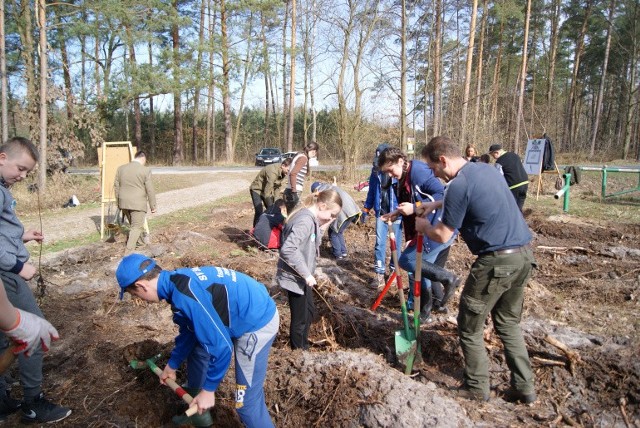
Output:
[400, 235, 454, 309]
[374, 217, 402, 274]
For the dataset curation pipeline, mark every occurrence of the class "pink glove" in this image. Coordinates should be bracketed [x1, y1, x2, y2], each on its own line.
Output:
[1, 309, 59, 356]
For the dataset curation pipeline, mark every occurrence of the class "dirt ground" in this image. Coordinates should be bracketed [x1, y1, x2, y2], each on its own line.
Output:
[3, 184, 639, 427]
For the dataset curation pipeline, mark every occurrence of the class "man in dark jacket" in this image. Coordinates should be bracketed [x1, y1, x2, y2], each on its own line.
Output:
[489, 144, 529, 211]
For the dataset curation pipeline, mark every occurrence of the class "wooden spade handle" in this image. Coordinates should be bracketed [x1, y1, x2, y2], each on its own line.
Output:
[146, 359, 199, 417]
[0, 345, 18, 374]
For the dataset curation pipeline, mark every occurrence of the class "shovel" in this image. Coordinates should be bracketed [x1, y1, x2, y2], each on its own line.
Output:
[370, 270, 397, 311]
[404, 233, 424, 374]
[387, 221, 417, 374]
[130, 354, 198, 417]
[0, 345, 18, 374]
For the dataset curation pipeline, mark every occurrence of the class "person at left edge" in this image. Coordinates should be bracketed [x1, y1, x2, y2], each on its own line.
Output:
[116, 254, 279, 427]
[0, 137, 72, 424]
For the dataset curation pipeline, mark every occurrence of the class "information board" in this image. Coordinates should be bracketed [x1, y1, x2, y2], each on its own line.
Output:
[523, 138, 546, 175]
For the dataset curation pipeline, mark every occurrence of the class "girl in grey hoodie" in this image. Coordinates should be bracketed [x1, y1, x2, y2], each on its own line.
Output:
[276, 189, 342, 350]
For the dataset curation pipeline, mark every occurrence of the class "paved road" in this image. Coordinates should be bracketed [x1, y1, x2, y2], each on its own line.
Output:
[27, 172, 254, 244]
[68, 163, 346, 175]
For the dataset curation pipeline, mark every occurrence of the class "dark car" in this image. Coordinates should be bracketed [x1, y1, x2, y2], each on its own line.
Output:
[255, 148, 283, 166]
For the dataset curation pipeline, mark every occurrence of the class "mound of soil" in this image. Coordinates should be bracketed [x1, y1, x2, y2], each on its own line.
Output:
[3, 198, 639, 427]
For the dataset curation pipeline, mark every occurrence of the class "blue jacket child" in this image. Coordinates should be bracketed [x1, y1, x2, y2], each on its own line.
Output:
[363, 143, 402, 285]
[116, 254, 279, 428]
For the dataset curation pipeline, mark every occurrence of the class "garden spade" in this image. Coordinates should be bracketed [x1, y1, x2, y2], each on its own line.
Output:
[0, 345, 18, 374]
[403, 233, 424, 374]
[387, 221, 417, 375]
[129, 354, 198, 417]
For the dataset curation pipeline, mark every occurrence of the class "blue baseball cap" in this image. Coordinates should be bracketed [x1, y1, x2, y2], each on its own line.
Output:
[116, 254, 156, 300]
[311, 181, 321, 193]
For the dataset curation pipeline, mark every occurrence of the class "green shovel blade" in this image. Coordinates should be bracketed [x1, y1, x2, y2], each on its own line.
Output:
[395, 329, 417, 371]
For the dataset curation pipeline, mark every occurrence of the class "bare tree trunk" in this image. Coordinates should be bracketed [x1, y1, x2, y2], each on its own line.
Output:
[282, 1, 289, 149]
[623, 1, 639, 159]
[80, 6, 87, 104]
[94, 14, 101, 99]
[529, 18, 537, 133]
[473, 0, 487, 137]
[37, 0, 47, 190]
[287, 0, 296, 152]
[148, 39, 156, 159]
[126, 29, 142, 150]
[432, 0, 442, 138]
[460, 0, 478, 146]
[546, 0, 560, 116]
[0, 1, 8, 141]
[400, 0, 407, 149]
[562, 3, 591, 151]
[192, 0, 207, 163]
[302, 4, 309, 146]
[15, 0, 36, 139]
[206, 0, 216, 163]
[56, 12, 73, 122]
[514, 0, 532, 154]
[490, 19, 504, 135]
[220, 0, 233, 162]
[589, 0, 615, 157]
[233, 12, 255, 151]
[172, 0, 184, 165]
[310, 0, 317, 143]
[260, 11, 271, 144]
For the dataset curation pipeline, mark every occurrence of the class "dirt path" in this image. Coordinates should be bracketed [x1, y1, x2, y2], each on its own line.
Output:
[27, 172, 253, 244]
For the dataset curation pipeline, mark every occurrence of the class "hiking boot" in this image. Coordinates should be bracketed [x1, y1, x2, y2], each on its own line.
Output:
[503, 389, 537, 404]
[440, 274, 462, 308]
[21, 392, 72, 424]
[370, 273, 385, 289]
[457, 387, 490, 402]
[0, 391, 21, 422]
[419, 311, 433, 324]
[172, 410, 213, 427]
[433, 306, 449, 315]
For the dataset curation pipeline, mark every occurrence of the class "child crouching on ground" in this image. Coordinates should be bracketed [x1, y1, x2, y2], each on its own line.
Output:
[116, 254, 279, 428]
[276, 189, 342, 350]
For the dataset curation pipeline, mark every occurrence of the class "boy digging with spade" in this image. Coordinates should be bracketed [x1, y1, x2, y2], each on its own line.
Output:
[116, 254, 279, 427]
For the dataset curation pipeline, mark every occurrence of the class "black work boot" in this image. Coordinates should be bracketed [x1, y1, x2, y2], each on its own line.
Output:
[419, 287, 433, 323]
[421, 262, 461, 308]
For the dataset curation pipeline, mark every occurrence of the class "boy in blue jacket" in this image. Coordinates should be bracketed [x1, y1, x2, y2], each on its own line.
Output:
[379, 147, 461, 322]
[116, 254, 279, 428]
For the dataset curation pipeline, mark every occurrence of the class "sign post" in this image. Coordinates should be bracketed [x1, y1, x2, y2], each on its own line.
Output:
[524, 139, 548, 201]
[98, 142, 134, 239]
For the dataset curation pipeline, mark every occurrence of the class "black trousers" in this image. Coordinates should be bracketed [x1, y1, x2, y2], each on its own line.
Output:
[250, 190, 264, 227]
[511, 185, 528, 211]
[431, 245, 450, 306]
[287, 285, 316, 350]
[283, 189, 300, 215]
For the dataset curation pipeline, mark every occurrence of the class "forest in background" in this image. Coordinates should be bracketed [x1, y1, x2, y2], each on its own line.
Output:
[0, 0, 639, 187]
